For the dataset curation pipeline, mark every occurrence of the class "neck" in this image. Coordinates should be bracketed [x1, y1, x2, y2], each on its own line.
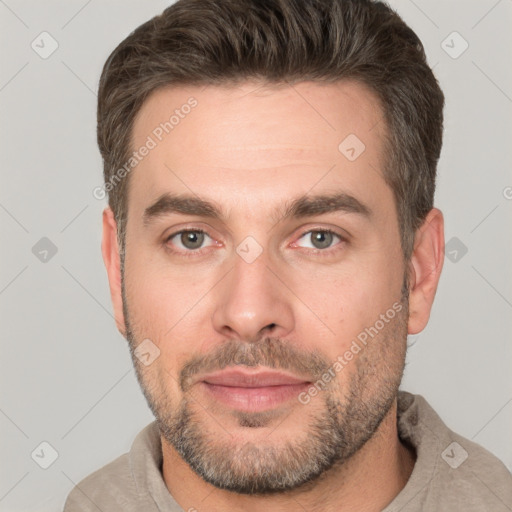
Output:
[161, 399, 416, 512]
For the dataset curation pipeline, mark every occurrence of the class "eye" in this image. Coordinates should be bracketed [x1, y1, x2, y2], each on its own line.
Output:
[166, 229, 214, 251]
[294, 229, 343, 250]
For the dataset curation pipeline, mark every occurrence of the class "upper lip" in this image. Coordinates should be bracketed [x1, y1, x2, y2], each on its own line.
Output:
[200, 368, 311, 388]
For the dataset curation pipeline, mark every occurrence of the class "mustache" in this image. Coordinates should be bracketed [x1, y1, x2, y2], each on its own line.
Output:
[180, 337, 331, 392]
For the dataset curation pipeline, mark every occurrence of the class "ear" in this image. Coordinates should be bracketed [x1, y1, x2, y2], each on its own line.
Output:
[407, 208, 444, 335]
[101, 207, 127, 337]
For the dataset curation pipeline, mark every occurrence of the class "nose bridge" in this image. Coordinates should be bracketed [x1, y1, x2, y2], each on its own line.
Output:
[211, 245, 294, 341]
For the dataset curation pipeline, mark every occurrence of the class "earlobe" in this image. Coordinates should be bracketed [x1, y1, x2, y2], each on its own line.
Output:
[407, 208, 445, 335]
[101, 207, 127, 337]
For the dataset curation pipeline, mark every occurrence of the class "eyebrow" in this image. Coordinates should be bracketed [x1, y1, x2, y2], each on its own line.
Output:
[143, 191, 372, 227]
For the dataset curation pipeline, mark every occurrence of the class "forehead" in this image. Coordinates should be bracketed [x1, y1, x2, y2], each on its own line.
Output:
[128, 80, 392, 221]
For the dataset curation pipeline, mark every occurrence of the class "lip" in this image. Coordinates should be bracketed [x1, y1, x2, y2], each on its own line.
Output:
[201, 368, 310, 387]
[198, 368, 311, 413]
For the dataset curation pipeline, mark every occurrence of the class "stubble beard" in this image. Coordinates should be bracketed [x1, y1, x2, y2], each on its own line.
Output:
[122, 274, 410, 495]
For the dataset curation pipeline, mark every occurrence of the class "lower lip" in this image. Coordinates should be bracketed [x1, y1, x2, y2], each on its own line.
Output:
[200, 381, 310, 412]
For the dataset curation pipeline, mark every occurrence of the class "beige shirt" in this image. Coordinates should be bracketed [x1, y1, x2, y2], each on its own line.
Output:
[63, 391, 512, 511]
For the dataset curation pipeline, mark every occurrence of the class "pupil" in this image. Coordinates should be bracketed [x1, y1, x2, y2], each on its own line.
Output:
[313, 231, 332, 249]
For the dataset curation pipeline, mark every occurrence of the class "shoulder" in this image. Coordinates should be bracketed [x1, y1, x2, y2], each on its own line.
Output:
[428, 427, 512, 510]
[63, 453, 142, 511]
[63, 422, 162, 511]
[395, 391, 512, 511]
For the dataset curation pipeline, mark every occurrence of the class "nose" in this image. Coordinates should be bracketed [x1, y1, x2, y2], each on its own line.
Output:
[211, 249, 295, 343]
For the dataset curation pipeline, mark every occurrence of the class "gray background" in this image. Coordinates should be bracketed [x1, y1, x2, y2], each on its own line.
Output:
[0, 0, 511, 510]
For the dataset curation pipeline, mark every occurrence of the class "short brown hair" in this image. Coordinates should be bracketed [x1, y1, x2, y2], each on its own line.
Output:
[97, 0, 444, 262]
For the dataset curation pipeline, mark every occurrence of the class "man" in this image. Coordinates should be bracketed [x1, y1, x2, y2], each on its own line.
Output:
[64, 0, 512, 510]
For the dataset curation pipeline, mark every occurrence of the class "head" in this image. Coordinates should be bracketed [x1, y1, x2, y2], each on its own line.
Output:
[100, 0, 444, 495]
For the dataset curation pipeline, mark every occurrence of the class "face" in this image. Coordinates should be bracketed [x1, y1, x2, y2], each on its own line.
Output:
[117, 80, 411, 493]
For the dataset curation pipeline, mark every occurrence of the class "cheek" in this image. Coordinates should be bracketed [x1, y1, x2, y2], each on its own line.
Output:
[123, 251, 198, 330]
[306, 263, 402, 350]
[123, 258, 209, 365]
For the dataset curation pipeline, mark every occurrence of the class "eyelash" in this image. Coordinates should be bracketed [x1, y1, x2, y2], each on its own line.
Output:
[164, 227, 346, 259]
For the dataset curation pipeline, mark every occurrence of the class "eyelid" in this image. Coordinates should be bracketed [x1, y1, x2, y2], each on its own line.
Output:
[164, 222, 216, 241]
[165, 227, 208, 242]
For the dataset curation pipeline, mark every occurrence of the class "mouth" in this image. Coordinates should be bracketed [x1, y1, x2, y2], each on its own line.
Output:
[198, 368, 312, 413]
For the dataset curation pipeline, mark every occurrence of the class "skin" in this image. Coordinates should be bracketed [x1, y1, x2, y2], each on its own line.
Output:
[102, 80, 444, 512]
